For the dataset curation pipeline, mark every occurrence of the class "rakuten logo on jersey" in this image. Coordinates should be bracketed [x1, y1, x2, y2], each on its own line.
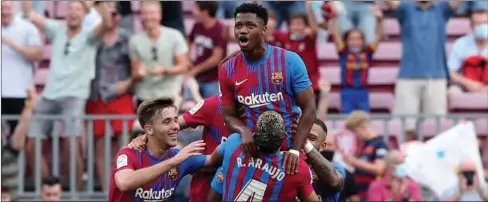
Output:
[237, 92, 283, 108]
[134, 187, 175, 201]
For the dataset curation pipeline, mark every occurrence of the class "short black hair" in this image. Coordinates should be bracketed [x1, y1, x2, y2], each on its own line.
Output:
[196, 1, 219, 18]
[42, 176, 61, 186]
[314, 118, 328, 135]
[234, 3, 268, 25]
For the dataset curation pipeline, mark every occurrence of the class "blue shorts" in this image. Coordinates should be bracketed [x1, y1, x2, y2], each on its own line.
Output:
[341, 88, 370, 114]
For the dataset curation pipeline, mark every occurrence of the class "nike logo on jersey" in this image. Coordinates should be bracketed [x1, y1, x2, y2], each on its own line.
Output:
[235, 79, 248, 86]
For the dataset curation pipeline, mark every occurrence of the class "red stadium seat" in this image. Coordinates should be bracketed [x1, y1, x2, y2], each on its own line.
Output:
[319, 67, 340, 86]
[34, 68, 49, 86]
[54, 1, 69, 19]
[368, 68, 398, 86]
[45, 1, 55, 17]
[475, 118, 488, 136]
[324, 120, 345, 131]
[449, 92, 488, 112]
[419, 118, 455, 138]
[369, 92, 395, 112]
[327, 92, 341, 112]
[132, 1, 141, 13]
[183, 1, 195, 15]
[447, 18, 471, 38]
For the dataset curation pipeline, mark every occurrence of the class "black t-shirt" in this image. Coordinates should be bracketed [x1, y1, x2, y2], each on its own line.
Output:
[339, 169, 360, 202]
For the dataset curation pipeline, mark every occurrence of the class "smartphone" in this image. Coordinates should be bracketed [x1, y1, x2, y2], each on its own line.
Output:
[462, 171, 475, 186]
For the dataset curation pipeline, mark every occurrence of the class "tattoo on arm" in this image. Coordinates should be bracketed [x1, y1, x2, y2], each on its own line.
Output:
[306, 149, 343, 192]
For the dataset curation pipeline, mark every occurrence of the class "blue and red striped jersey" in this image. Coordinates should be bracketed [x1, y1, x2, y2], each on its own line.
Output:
[338, 45, 376, 88]
[210, 134, 315, 201]
[108, 148, 206, 202]
[218, 45, 312, 150]
[354, 136, 388, 199]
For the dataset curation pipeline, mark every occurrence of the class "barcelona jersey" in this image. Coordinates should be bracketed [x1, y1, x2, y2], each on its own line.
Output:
[218, 45, 312, 150]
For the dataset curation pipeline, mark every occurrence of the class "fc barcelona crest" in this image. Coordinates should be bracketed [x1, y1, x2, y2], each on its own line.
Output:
[168, 167, 179, 180]
[217, 172, 224, 183]
[271, 72, 283, 84]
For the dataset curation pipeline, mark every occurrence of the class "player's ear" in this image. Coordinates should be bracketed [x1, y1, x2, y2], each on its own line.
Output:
[144, 125, 153, 136]
[262, 24, 267, 35]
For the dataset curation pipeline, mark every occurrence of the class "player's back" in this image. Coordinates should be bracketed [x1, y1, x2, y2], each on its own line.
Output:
[217, 134, 314, 201]
[218, 45, 313, 149]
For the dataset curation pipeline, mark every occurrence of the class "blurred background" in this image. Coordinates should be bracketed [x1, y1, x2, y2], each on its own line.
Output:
[1, 0, 487, 201]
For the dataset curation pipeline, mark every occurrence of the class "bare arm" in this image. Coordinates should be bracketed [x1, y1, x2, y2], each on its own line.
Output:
[292, 88, 316, 152]
[350, 158, 386, 176]
[370, 8, 384, 49]
[298, 190, 320, 202]
[330, 17, 344, 50]
[305, 2, 318, 39]
[207, 188, 222, 202]
[191, 47, 224, 75]
[222, 106, 248, 135]
[177, 116, 190, 130]
[204, 145, 223, 168]
[92, 2, 112, 39]
[9, 87, 36, 150]
[2, 38, 43, 62]
[22, 1, 47, 31]
[306, 148, 344, 192]
[165, 54, 190, 75]
[115, 158, 179, 191]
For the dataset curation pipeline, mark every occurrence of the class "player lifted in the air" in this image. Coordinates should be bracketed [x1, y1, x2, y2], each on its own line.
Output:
[210, 111, 320, 201]
[218, 2, 316, 174]
[108, 98, 222, 201]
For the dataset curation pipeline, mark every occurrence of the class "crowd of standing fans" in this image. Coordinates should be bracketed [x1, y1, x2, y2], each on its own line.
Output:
[1, 0, 488, 201]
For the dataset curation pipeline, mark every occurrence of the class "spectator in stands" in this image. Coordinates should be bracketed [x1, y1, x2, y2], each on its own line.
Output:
[22, 0, 112, 190]
[130, 1, 189, 108]
[337, 1, 378, 44]
[448, 10, 488, 94]
[86, 2, 133, 191]
[386, 1, 463, 140]
[343, 110, 388, 200]
[41, 176, 62, 202]
[1, 87, 37, 202]
[216, 1, 239, 19]
[262, 1, 306, 28]
[441, 158, 488, 201]
[117, 1, 133, 33]
[272, 2, 320, 103]
[159, 1, 186, 37]
[188, 1, 227, 99]
[1, 1, 43, 134]
[330, 7, 384, 114]
[367, 150, 423, 201]
[318, 131, 361, 202]
[82, 1, 102, 31]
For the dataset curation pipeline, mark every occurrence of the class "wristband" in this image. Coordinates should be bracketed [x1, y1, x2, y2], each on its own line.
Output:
[288, 149, 300, 157]
[304, 141, 314, 154]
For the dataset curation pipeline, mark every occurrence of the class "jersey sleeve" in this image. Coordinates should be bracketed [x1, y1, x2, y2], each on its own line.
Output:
[218, 62, 235, 107]
[181, 155, 207, 176]
[333, 163, 346, 192]
[210, 167, 225, 194]
[114, 148, 138, 173]
[287, 52, 312, 94]
[182, 98, 216, 127]
[374, 141, 389, 160]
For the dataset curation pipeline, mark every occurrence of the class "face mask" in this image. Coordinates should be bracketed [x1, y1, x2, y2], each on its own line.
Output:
[290, 34, 305, 41]
[348, 47, 363, 53]
[474, 23, 488, 40]
[393, 163, 408, 179]
[320, 150, 335, 161]
[462, 171, 475, 186]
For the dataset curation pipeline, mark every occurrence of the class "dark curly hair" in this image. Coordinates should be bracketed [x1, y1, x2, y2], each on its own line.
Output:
[254, 111, 286, 154]
[234, 3, 268, 25]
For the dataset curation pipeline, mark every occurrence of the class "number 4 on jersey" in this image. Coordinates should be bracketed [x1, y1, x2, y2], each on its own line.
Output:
[235, 179, 267, 201]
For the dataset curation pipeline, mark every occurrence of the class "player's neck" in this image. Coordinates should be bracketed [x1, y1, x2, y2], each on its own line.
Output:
[243, 43, 267, 62]
[146, 138, 169, 158]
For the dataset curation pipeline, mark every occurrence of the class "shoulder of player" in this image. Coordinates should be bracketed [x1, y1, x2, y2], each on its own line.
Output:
[117, 147, 138, 157]
[186, 96, 218, 116]
[226, 133, 241, 144]
[219, 51, 241, 70]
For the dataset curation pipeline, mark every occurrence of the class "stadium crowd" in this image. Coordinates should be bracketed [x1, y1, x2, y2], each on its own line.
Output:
[1, 0, 488, 201]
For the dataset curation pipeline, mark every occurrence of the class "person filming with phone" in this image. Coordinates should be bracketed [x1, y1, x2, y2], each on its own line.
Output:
[441, 159, 488, 201]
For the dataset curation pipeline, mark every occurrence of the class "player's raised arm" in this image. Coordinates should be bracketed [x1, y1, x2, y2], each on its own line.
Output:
[285, 52, 316, 174]
[303, 141, 344, 192]
[114, 141, 205, 191]
[218, 58, 258, 157]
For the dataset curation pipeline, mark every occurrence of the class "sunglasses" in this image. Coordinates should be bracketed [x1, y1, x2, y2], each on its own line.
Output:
[64, 41, 70, 56]
[152, 47, 158, 61]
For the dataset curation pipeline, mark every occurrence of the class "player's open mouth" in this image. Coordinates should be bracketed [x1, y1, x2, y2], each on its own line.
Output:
[238, 36, 249, 47]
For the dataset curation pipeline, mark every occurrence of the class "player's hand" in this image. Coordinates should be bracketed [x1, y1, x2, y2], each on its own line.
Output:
[241, 129, 259, 157]
[173, 140, 206, 165]
[283, 151, 299, 174]
[127, 134, 148, 152]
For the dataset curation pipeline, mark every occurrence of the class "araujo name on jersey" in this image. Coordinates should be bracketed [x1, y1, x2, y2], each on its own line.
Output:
[237, 157, 285, 181]
[237, 92, 284, 108]
[134, 187, 175, 201]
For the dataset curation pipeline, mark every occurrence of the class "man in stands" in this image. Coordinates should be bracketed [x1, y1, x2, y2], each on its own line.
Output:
[41, 176, 63, 202]
[219, 2, 316, 174]
[109, 97, 223, 201]
[448, 10, 488, 94]
[209, 111, 320, 201]
[128, 95, 231, 202]
[1, 1, 43, 135]
[22, 0, 112, 189]
[441, 158, 488, 201]
[343, 110, 389, 200]
[188, 1, 228, 99]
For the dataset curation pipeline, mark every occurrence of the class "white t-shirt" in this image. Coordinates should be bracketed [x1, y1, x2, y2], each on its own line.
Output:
[1, 18, 42, 98]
